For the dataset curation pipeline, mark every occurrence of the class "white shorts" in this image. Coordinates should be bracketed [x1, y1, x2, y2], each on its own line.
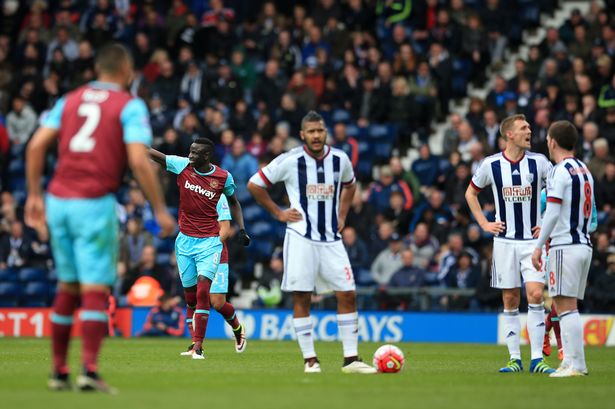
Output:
[491, 239, 546, 289]
[281, 229, 356, 294]
[547, 245, 592, 300]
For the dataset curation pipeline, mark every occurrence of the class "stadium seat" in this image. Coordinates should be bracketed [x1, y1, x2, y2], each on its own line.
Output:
[0, 282, 21, 307]
[0, 267, 18, 282]
[156, 253, 171, 266]
[332, 109, 351, 124]
[243, 204, 266, 223]
[345, 124, 359, 138]
[22, 282, 50, 307]
[18, 267, 47, 282]
[373, 142, 393, 160]
[154, 237, 175, 254]
[250, 221, 275, 238]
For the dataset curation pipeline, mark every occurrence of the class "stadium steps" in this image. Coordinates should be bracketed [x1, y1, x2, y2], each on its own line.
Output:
[407, 0, 594, 160]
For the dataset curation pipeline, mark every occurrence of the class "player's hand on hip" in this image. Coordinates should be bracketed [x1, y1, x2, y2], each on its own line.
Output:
[24, 195, 46, 229]
[337, 216, 346, 233]
[155, 210, 177, 237]
[531, 247, 543, 271]
[531, 226, 541, 239]
[238, 229, 251, 246]
[278, 208, 303, 223]
[480, 221, 505, 235]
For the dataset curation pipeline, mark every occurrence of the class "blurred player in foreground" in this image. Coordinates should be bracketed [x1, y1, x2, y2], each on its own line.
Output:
[150, 141, 249, 359]
[248, 111, 376, 374]
[532, 120, 595, 377]
[25, 44, 176, 393]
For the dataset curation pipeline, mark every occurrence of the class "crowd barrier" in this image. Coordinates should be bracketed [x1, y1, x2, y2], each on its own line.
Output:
[0, 308, 612, 346]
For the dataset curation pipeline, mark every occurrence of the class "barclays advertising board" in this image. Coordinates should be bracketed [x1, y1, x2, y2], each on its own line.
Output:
[131, 309, 498, 344]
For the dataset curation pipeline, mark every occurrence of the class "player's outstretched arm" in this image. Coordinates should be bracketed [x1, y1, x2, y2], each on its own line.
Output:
[465, 184, 505, 235]
[337, 183, 356, 232]
[149, 148, 167, 167]
[128, 143, 176, 237]
[219, 220, 232, 242]
[247, 181, 302, 223]
[25, 127, 57, 229]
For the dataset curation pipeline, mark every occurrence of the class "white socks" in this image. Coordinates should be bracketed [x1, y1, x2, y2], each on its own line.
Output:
[337, 312, 359, 358]
[503, 309, 521, 360]
[527, 303, 546, 360]
[293, 317, 316, 359]
[559, 310, 586, 372]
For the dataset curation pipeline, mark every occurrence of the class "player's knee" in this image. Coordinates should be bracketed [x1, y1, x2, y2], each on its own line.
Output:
[211, 299, 225, 311]
[502, 292, 520, 309]
[527, 288, 544, 304]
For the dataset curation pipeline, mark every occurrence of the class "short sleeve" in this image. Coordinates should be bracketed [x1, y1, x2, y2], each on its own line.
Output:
[223, 172, 236, 196]
[470, 159, 491, 191]
[340, 153, 356, 186]
[166, 155, 190, 174]
[541, 157, 553, 184]
[546, 166, 567, 203]
[41, 97, 65, 130]
[217, 194, 232, 221]
[255, 153, 289, 187]
[121, 98, 153, 145]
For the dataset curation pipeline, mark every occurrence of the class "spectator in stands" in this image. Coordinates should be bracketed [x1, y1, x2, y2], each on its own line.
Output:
[138, 294, 185, 337]
[427, 41, 452, 118]
[119, 217, 153, 271]
[406, 222, 439, 272]
[121, 245, 173, 296]
[444, 161, 472, 210]
[588, 138, 613, 181]
[347, 185, 376, 243]
[389, 157, 421, 202]
[151, 60, 180, 111]
[486, 75, 516, 117]
[0, 220, 34, 269]
[461, 13, 488, 87]
[411, 144, 440, 188]
[229, 99, 256, 138]
[442, 113, 462, 157]
[382, 191, 412, 234]
[342, 226, 371, 285]
[221, 138, 259, 201]
[367, 165, 413, 214]
[480, 109, 500, 152]
[6, 96, 37, 146]
[456, 121, 479, 162]
[371, 232, 404, 286]
[600, 106, 615, 150]
[443, 251, 481, 310]
[386, 249, 426, 309]
[595, 160, 615, 211]
[438, 232, 479, 285]
[332, 122, 358, 168]
[588, 253, 615, 312]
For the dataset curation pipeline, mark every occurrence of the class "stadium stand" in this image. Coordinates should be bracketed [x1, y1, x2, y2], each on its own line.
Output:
[0, 0, 613, 313]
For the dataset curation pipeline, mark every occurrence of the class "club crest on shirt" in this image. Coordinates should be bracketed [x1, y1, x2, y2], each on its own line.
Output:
[210, 180, 219, 189]
[526, 173, 534, 184]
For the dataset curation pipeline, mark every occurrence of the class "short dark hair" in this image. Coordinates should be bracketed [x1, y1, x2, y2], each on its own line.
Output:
[301, 110, 324, 130]
[193, 137, 215, 151]
[548, 120, 578, 151]
[95, 43, 133, 75]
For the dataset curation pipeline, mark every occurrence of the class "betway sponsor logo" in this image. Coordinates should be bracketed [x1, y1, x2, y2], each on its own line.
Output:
[224, 312, 403, 342]
[184, 180, 215, 199]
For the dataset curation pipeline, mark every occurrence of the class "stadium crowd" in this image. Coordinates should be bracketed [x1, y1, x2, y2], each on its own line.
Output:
[0, 0, 614, 313]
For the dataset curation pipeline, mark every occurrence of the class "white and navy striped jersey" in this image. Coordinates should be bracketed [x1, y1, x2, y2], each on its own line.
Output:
[471, 151, 552, 241]
[546, 157, 594, 248]
[250, 145, 355, 242]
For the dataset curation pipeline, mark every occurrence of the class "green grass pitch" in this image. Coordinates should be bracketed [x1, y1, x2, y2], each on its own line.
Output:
[0, 338, 613, 409]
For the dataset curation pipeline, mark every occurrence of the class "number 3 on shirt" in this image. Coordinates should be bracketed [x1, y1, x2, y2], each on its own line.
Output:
[69, 103, 100, 152]
[583, 181, 592, 219]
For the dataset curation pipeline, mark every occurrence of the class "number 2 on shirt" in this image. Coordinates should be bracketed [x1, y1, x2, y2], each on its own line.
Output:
[69, 102, 100, 152]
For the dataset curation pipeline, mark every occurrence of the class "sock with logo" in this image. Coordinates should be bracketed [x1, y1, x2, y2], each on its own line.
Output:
[527, 303, 546, 360]
[51, 290, 80, 374]
[503, 309, 521, 360]
[559, 310, 586, 372]
[337, 312, 359, 359]
[293, 317, 316, 359]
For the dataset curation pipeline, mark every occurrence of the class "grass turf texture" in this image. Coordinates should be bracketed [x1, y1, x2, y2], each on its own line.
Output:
[1, 339, 613, 409]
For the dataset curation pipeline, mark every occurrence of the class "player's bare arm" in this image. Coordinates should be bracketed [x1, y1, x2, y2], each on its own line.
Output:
[227, 193, 250, 246]
[219, 220, 232, 242]
[337, 182, 356, 232]
[149, 148, 167, 167]
[465, 184, 505, 235]
[247, 181, 303, 223]
[25, 126, 58, 229]
[127, 143, 176, 237]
